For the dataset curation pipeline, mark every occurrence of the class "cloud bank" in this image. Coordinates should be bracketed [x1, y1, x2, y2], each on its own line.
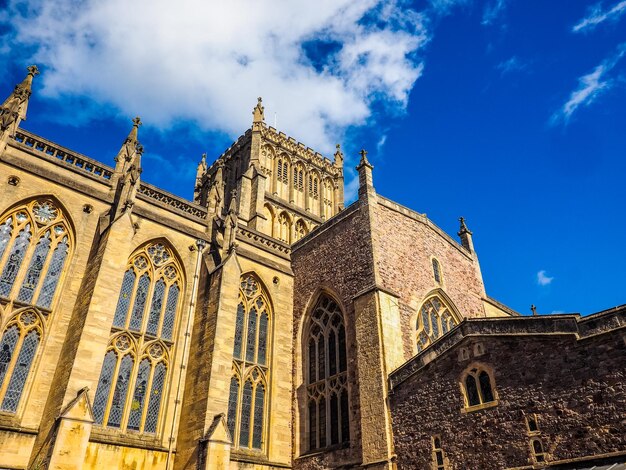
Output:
[573, 0, 626, 33]
[551, 43, 626, 124]
[0, 0, 436, 155]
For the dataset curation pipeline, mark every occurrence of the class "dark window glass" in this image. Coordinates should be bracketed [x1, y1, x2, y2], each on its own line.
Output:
[252, 385, 264, 449]
[127, 359, 150, 430]
[17, 231, 50, 303]
[113, 270, 136, 327]
[340, 388, 350, 444]
[144, 362, 166, 433]
[245, 309, 257, 363]
[433, 258, 441, 283]
[308, 339, 316, 383]
[1, 330, 40, 412]
[465, 375, 480, 406]
[330, 392, 339, 445]
[93, 350, 117, 424]
[479, 371, 494, 403]
[309, 400, 317, 450]
[233, 303, 245, 359]
[227, 377, 239, 440]
[528, 417, 538, 432]
[258, 312, 268, 366]
[338, 325, 347, 372]
[328, 330, 337, 376]
[146, 280, 166, 336]
[434, 437, 441, 448]
[317, 336, 325, 381]
[37, 237, 69, 308]
[239, 381, 253, 447]
[129, 274, 150, 331]
[318, 396, 326, 448]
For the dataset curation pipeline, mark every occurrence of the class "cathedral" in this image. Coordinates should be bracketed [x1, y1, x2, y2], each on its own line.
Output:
[0, 66, 623, 470]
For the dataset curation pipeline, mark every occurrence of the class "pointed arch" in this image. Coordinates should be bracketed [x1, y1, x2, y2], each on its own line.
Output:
[92, 239, 185, 435]
[277, 211, 292, 244]
[227, 272, 273, 451]
[294, 219, 309, 242]
[414, 289, 462, 354]
[303, 290, 350, 451]
[0, 196, 75, 309]
[263, 203, 275, 238]
[275, 153, 291, 199]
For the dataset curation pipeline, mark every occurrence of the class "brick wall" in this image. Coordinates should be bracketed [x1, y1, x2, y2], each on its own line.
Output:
[389, 321, 626, 469]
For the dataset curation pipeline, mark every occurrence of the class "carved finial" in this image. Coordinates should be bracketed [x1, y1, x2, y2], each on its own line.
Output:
[201, 152, 207, 164]
[135, 143, 144, 155]
[530, 304, 537, 316]
[132, 116, 142, 128]
[458, 217, 472, 235]
[333, 143, 344, 167]
[27, 65, 40, 77]
[252, 97, 265, 124]
[228, 189, 238, 214]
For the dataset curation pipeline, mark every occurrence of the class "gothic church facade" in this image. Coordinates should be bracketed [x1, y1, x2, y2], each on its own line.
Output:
[0, 67, 623, 470]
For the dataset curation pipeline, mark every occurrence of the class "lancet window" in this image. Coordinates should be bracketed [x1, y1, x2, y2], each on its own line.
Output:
[277, 212, 291, 244]
[416, 295, 458, 353]
[293, 166, 304, 191]
[432, 258, 441, 284]
[92, 241, 182, 434]
[0, 199, 71, 308]
[0, 311, 43, 413]
[294, 219, 308, 242]
[306, 294, 349, 451]
[227, 274, 271, 451]
[462, 365, 497, 409]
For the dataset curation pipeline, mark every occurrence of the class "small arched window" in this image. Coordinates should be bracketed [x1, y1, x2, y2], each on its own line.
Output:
[531, 438, 545, 462]
[227, 274, 271, 451]
[432, 436, 447, 470]
[92, 241, 182, 434]
[0, 199, 72, 308]
[416, 295, 458, 352]
[0, 311, 43, 413]
[306, 294, 349, 451]
[462, 366, 497, 409]
[432, 258, 441, 284]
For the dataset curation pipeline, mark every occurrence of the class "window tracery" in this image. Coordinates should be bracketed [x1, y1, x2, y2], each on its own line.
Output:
[462, 365, 497, 409]
[0, 199, 71, 308]
[277, 212, 291, 244]
[0, 310, 42, 413]
[416, 295, 458, 353]
[306, 294, 349, 451]
[294, 220, 308, 242]
[92, 241, 182, 434]
[227, 274, 271, 451]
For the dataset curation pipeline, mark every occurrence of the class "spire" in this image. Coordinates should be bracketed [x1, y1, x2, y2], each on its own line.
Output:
[334, 143, 344, 168]
[111, 117, 143, 222]
[114, 117, 142, 173]
[458, 217, 474, 252]
[356, 148, 375, 199]
[222, 189, 239, 256]
[252, 97, 265, 125]
[1, 65, 39, 139]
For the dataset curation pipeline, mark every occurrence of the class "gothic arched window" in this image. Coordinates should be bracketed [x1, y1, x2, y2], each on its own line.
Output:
[277, 212, 291, 244]
[0, 199, 71, 308]
[306, 294, 349, 451]
[432, 258, 441, 284]
[416, 295, 459, 353]
[227, 274, 271, 451]
[0, 311, 43, 413]
[92, 241, 182, 434]
[462, 365, 497, 409]
[294, 219, 308, 242]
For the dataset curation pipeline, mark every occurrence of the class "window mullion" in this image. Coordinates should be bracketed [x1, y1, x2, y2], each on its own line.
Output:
[101, 356, 123, 426]
[0, 328, 25, 401]
[156, 281, 171, 338]
[139, 361, 156, 433]
[7, 233, 37, 299]
[120, 356, 140, 431]
[124, 272, 142, 329]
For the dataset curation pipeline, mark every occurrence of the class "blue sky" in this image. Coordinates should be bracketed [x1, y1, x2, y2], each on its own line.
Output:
[1, 0, 625, 315]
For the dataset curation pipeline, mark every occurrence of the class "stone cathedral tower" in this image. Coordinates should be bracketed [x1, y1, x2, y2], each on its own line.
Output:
[0, 67, 623, 470]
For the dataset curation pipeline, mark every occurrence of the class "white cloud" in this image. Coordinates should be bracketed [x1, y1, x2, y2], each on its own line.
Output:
[551, 43, 626, 124]
[536, 270, 554, 286]
[482, 0, 507, 26]
[0, 0, 435, 155]
[573, 0, 626, 33]
[496, 56, 528, 76]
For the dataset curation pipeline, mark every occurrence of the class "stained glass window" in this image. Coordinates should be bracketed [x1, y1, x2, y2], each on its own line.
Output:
[95, 242, 181, 434]
[93, 350, 117, 424]
[306, 294, 349, 451]
[113, 270, 136, 327]
[1, 330, 40, 412]
[17, 231, 51, 303]
[416, 296, 459, 352]
[129, 274, 150, 331]
[127, 359, 150, 430]
[0, 217, 13, 261]
[161, 284, 179, 341]
[252, 385, 264, 449]
[37, 237, 69, 308]
[144, 362, 166, 433]
[146, 280, 166, 336]
[0, 326, 19, 389]
[107, 354, 134, 428]
[228, 274, 271, 451]
[0, 225, 31, 297]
